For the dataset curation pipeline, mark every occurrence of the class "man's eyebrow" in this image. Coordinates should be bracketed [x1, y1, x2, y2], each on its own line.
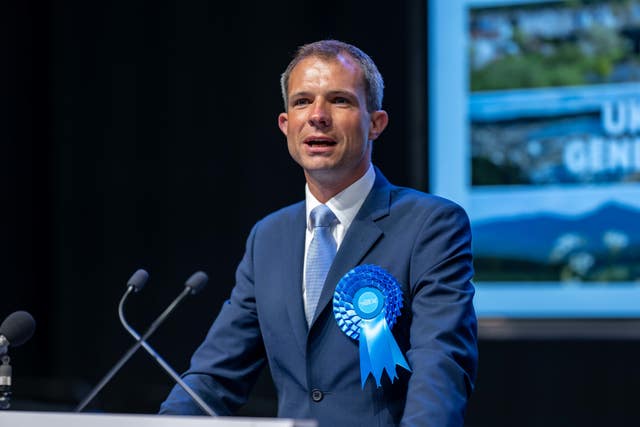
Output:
[289, 89, 357, 99]
[289, 91, 313, 100]
[327, 89, 358, 98]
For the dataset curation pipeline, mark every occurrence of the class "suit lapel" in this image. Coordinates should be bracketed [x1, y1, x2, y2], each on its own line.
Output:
[309, 170, 392, 328]
[283, 203, 309, 353]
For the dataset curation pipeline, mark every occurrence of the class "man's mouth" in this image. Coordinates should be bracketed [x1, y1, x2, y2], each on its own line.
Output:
[304, 138, 337, 147]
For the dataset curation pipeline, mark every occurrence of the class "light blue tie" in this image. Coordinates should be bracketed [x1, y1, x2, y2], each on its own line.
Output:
[305, 204, 338, 326]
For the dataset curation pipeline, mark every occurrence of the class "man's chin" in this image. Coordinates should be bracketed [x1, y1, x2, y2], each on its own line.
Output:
[299, 158, 336, 172]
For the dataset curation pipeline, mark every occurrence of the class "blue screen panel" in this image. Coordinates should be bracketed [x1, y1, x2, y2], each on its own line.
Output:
[429, 0, 640, 318]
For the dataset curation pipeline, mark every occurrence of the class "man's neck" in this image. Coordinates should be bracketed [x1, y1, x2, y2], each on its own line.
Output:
[304, 163, 371, 203]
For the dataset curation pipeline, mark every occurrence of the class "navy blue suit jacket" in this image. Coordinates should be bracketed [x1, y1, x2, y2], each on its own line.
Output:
[160, 169, 478, 426]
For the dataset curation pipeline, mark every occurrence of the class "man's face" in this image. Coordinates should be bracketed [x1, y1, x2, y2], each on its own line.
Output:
[278, 54, 387, 195]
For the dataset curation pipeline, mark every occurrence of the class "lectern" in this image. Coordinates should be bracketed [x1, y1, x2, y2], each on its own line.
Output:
[0, 410, 317, 427]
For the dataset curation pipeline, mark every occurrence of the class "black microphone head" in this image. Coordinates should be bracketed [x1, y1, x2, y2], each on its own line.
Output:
[0, 311, 36, 347]
[127, 269, 149, 292]
[184, 271, 208, 294]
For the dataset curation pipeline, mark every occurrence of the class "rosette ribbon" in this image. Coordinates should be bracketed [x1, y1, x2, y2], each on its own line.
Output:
[333, 264, 411, 388]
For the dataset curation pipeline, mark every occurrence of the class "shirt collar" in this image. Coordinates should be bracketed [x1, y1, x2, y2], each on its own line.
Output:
[305, 164, 376, 231]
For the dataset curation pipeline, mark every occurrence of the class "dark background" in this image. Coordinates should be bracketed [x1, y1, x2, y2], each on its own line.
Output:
[3, 1, 640, 426]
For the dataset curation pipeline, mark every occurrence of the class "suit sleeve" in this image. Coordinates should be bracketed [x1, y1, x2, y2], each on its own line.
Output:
[401, 201, 478, 427]
[159, 224, 267, 416]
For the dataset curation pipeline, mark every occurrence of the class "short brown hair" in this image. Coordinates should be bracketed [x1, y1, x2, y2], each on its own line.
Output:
[280, 40, 384, 112]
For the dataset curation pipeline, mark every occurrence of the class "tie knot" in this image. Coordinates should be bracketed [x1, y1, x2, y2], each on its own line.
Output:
[310, 205, 337, 228]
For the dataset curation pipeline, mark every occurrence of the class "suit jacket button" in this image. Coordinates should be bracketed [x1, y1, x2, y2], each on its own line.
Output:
[311, 389, 323, 402]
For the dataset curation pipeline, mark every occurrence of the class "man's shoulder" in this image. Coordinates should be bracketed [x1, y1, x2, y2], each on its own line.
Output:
[388, 184, 467, 216]
[373, 168, 467, 216]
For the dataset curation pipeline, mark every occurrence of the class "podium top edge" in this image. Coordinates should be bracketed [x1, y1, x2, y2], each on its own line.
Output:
[0, 410, 317, 427]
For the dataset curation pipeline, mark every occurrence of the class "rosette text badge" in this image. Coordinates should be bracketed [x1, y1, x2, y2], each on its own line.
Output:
[333, 264, 411, 388]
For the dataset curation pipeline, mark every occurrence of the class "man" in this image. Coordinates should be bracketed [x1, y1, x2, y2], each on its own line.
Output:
[160, 39, 477, 426]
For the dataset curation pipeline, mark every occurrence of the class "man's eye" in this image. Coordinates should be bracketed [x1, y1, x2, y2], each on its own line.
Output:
[334, 97, 349, 104]
[293, 98, 310, 106]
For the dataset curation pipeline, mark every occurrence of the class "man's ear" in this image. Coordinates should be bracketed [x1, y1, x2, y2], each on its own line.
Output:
[368, 110, 389, 141]
[278, 112, 289, 137]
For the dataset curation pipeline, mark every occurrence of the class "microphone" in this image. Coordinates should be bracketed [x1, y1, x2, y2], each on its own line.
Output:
[74, 269, 150, 412]
[0, 311, 36, 356]
[126, 268, 150, 292]
[0, 311, 36, 410]
[119, 271, 217, 416]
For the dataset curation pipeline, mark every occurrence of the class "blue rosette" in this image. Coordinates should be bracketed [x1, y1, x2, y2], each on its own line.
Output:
[333, 264, 411, 388]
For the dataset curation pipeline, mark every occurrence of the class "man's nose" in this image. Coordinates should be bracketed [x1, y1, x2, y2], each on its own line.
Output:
[308, 100, 331, 128]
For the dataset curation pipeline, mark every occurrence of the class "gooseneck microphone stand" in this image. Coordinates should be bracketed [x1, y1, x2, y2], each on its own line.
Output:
[118, 289, 217, 416]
